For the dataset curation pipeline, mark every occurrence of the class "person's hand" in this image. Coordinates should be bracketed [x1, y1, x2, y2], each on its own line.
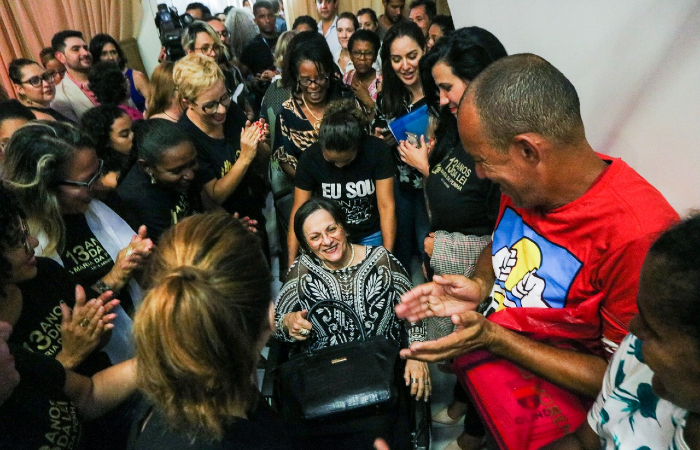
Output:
[395, 274, 484, 323]
[259, 69, 276, 81]
[112, 226, 154, 283]
[0, 321, 19, 404]
[240, 124, 262, 163]
[350, 76, 374, 109]
[282, 310, 312, 341]
[398, 135, 429, 176]
[57, 286, 119, 369]
[404, 359, 431, 401]
[374, 127, 397, 148]
[400, 311, 500, 362]
[374, 438, 391, 450]
[424, 232, 435, 257]
[232, 212, 258, 233]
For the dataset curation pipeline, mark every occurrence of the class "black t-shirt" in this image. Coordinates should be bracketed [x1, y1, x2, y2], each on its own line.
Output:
[241, 34, 278, 76]
[425, 142, 500, 236]
[60, 213, 135, 316]
[117, 164, 202, 243]
[295, 136, 395, 239]
[178, 107, 269, 222]
[12, 257, 112, 376]
[0, 346, 82, 450]
[129, 396, 294, 450]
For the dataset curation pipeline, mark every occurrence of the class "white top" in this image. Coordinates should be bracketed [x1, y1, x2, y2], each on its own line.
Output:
[318, 15, 342, 63]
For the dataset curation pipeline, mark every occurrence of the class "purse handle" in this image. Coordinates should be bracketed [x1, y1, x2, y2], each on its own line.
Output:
[303, 299, 367, 354]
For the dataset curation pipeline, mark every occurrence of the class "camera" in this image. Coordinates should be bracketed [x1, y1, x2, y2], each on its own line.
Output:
[154, 4, 194, 61]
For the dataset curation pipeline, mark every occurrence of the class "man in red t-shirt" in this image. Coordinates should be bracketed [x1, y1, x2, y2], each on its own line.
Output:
[396, 54, 678, 401]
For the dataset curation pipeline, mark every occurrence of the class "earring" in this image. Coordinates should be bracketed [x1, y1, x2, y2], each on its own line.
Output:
[148, 172, 156, 184]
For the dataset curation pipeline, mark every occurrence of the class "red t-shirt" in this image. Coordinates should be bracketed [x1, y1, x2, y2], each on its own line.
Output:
[483, 154, 678, 357]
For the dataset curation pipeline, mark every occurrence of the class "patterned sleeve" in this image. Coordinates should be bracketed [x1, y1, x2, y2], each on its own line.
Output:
[273, 258, 304, 343]
[272, 109, 298, 170]
[385, 248, 426, 345]
[431, 232, 492, 278]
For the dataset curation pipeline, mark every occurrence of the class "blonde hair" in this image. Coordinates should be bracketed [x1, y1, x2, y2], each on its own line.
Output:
[2, 121, 94, 255]
[173, 54, 224, 103]
[274, 30, 297, 70]
[133, 212, 272, 441]
[145, 61, 181, 117]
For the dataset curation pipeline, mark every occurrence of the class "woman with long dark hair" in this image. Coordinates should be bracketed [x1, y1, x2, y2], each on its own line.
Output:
[373, 21, 429, 275]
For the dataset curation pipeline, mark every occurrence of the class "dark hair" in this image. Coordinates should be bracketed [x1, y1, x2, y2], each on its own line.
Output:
[420, 27, 507, 165]
[357, 8, 379, 27]
[337, 11, 360, 32]
[646, 214, 700, 342]
[380, 21, 426, 119]
[430, 15, 455, 36]
[51, 30, 84, 54]
[253, 0, 274, 15]
[39, 47, 57, 67]
[8, 58, 39, 85]
[318, 100, 367, 152]
[186, 2, 211, 16]
[293, 198, 348, 253]
[80, 105, 130, 172]
[292, 15, 317, 30]
[283, 31, 343, 99]
[223, 5, 234, 15]
[471, 53, 584, 151]
[0, 183, 28, 299]
[0, 99, 36, 125]
[89, 33, 128, 70]
[89, 61, 129, 105]
[348, 29, 381, 55]
[138, 120, 193, 165]
[409, 0, 436, 21]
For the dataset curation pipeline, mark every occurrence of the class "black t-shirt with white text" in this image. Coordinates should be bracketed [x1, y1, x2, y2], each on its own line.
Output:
[0, 346, 82, 450]
[60, 214, 134, 316]
[12, 257, 113, 375]
[295, 136, 395, 239]
[425, 142, 500, 236]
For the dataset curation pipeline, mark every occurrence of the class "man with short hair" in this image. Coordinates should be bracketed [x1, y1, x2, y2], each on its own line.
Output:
[397, 53, 679, 448]
[50, 30, 95, 122]
[241, 0, 279, 111]
[409, 0, 436, 37]
[316, 0, 341, 62]
[379, 0, 406, 34]
[206, 17, 230, 49]
[185, 2, 210, 19]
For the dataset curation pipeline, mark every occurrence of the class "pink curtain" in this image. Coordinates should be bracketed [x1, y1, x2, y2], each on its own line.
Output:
[0, 0, 141, 98]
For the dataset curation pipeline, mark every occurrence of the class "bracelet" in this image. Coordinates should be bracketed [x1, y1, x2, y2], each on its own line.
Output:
[275, 314, 287, 334]
[93, 279, 113, 294]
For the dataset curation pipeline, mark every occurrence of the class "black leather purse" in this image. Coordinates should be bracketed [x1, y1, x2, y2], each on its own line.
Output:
[275, 299, 400, 421]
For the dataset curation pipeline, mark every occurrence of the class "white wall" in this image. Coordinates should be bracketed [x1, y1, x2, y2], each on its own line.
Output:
[447, 0, 700, 215]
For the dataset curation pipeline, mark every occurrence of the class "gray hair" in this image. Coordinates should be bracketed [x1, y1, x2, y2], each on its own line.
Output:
[225, 7, 259, 61]
[469, 53, 585, 151]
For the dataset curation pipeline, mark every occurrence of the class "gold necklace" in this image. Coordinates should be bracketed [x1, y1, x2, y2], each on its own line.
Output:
[302, 94, 324, 132]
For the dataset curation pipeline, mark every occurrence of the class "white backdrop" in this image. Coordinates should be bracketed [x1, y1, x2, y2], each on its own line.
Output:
[447, 0, 700, 215]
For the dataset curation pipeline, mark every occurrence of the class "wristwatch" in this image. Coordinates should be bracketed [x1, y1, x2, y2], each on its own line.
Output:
[93, 279, 113, 294]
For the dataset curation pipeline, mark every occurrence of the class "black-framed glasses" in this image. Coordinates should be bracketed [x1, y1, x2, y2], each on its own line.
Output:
[9, 217, 32, 254]
[191, 90, 232, 115]
[194, 44, 219, 55]
[21, 70, 57, 88]
[59, 159, 104, 189]
[298, 75, 330, 88]
[217, 30, 229, 39]
[351, 50, 375, 59]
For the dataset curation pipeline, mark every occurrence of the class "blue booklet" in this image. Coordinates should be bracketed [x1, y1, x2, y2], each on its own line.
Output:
[388, 104, 429, 143]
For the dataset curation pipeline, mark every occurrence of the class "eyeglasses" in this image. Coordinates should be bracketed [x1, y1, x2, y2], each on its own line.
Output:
[194, 44, 219, 55]
[59, 159, 104, 189]
[217, 30, 229, 38]
[10, 218, 32, 255]
[351, 50, 375, 59]
[53, 69, 67, 81]
[298, 75, 330, 87]
[21, 71, 57, 88]
[190, 90, 232, 115]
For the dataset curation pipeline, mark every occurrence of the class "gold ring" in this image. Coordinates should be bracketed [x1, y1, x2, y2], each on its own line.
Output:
[299, 328, 309, 336]
[411, 378, 419, 384]
[125, 247, 133, 257]
[79, 318, 90, 328]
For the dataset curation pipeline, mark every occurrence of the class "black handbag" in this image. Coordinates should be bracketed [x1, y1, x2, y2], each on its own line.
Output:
[275, 299, 400, 422]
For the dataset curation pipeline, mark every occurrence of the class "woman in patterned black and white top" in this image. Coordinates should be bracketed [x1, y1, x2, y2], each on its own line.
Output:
[274, 197, 429, 449]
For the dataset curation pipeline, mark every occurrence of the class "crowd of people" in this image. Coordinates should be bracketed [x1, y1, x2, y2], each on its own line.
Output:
[0, 1, 697, 450]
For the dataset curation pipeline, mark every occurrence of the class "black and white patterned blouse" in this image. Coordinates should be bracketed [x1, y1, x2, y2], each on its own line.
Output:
[274, 246, 425, 351]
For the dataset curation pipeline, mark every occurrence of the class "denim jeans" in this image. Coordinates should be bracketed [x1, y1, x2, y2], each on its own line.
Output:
[392, 177, 430, 273]
[354, 229, 383, 247]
